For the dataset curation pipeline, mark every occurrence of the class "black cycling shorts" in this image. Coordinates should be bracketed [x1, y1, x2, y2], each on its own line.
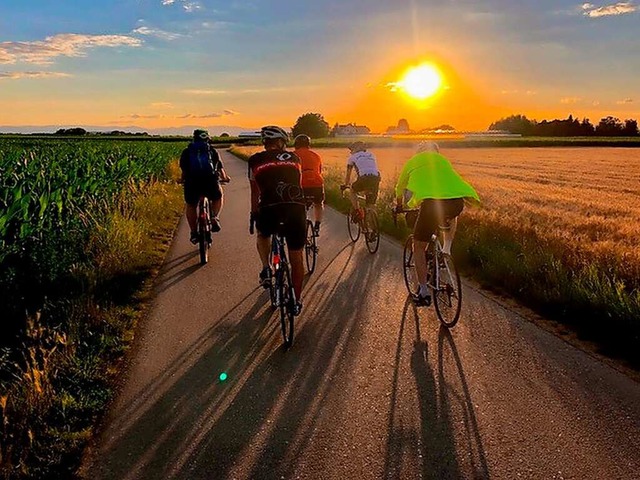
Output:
[352, 175, 380, 205]
[184, 177, 222, 206]
[303, 186, 325, 206]
[256, 203, 306, 250]
[414, 198, 464, 242]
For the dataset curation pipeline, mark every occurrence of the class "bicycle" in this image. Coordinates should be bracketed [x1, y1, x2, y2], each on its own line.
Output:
[304, 197, 319, 274]
[340, 185, 380, 254]
[393, 208, 462, 328]
[195, 179, 229, 265]
[250, 217, 296, 348]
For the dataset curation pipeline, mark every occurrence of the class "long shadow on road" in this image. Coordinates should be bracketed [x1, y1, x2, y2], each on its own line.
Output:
[92, 240, 384, 480]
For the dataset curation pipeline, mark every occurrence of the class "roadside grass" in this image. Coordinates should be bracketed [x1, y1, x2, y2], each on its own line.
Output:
[230, 145, 640, 369]
[0, 169, 183, 479]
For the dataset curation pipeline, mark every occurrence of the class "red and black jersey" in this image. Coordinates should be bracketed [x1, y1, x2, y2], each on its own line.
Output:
[248, 149, 304, 207]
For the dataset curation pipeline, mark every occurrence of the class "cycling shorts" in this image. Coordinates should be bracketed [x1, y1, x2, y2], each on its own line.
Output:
[352, 175, 380, 205]
[184, 178, 222, 206]
[256, 203, 306, 250]
[303, 186, 325, 206]
[413, 198, 464, 242]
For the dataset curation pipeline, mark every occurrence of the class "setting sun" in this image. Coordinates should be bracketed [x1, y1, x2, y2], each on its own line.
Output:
[398, 63, 443, 100]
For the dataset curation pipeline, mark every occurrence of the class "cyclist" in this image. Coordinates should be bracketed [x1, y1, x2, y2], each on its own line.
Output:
[248, 125, 305, 315]
[180, 129, 230, 244]
[394, 140, 479, 305]
[294, 134, 324, 235]
[343, 141, 381, 222]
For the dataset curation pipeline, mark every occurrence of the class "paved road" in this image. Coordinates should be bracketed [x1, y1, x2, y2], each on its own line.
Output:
[83, 150, 640, 480]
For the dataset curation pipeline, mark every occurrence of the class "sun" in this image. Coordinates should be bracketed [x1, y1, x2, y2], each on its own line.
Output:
[398, 63, 443, 100]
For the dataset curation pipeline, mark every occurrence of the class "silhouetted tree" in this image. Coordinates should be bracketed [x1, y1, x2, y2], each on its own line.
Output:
[595, 116, 624, 136]
[291, 113, 330, 139]
[622, 119, 639, 136]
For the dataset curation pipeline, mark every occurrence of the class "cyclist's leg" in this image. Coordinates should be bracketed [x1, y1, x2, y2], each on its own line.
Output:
[207, 181, 224, 231]
[440, 198, 464, 255]
[284, 204, 306, 301]
[255, 208, 273, 269]
[313, 186, 325, 226]
[414, 200, 438, 299]
[183, 181, 199, 235]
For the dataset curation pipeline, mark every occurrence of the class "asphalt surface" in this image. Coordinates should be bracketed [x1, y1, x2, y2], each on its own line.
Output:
[83, 150, 640, 480]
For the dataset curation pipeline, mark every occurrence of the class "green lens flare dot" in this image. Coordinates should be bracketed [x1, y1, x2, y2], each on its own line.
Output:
[219, 372, 228, 382]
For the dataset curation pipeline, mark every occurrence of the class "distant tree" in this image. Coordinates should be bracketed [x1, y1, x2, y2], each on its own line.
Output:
[397, 118, 410, 132]
[595, 116, 624, 136]
[622, 119, 639, 136]
[55, 127, 87, 136]
[291, 113, 330, 139]
[220, 132, 230, 137]
[433, 124, 455, 131]
[489, 115, 535, 135]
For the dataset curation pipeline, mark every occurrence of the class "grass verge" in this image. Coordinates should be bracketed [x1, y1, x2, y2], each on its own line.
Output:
[229, 146, 640, 370]
[0, 176, 183, 479]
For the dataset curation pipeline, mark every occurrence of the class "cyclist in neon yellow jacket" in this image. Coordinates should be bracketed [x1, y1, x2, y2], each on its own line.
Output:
[395, 141, 480, 305]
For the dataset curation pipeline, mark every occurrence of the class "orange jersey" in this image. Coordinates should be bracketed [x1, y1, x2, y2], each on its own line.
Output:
[295, 148, 324, 188]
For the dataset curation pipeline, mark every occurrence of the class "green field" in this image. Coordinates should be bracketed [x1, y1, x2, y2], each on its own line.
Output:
[0, 138, 184, 479]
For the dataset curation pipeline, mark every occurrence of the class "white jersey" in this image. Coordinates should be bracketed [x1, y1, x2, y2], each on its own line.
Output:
[347, 151, 380, 177]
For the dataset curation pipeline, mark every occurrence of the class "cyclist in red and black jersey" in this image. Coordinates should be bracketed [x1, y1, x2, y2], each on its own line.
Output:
[248, 125, 305, 315]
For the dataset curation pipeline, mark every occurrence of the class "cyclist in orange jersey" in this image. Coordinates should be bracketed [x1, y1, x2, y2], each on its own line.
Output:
[293, 134, 324, 235]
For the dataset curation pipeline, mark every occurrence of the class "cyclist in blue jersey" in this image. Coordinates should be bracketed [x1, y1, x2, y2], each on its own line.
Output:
[180, 129, 231, 244]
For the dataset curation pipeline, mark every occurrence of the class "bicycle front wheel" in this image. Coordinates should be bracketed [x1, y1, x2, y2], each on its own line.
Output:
[347, 207, 361, 242]
[433, 252, 462, 328]
[278, 265, 295, 347]
[364, 209, 380, 254]
[403, 235, 420, 295]
[305, 220, 317, 274]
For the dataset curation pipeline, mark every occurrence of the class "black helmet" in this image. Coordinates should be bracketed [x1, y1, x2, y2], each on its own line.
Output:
[260, 125, 289, 143]
[294, 134, 311, 148]
[193, 129, 209, 141]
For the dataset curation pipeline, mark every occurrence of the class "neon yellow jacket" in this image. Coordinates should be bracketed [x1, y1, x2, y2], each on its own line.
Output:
[394, 152, 480, 208]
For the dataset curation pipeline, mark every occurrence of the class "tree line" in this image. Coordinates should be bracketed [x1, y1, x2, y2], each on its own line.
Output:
[489, 114, 639, 137]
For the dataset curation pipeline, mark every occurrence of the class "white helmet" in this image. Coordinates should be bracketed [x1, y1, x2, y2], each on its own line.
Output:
[261, 125, 289, 143]
[416, 140, 440, 153]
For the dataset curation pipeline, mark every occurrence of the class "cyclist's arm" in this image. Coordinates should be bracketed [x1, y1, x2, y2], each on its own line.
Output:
[394, 161, 411, 206]
[219, 167, 231, 182]
[250, 180, 260, 213]
[345, 164, 354, 185]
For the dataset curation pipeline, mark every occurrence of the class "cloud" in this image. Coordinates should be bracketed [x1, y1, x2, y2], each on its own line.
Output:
[560, 96, 583, 104]
[616, 98, 634, 104]
[0, 71, 72, 80]
[581, 2, 638, 17]
[161, 0, 203, 12]
[150, 102, 174, 108]
[0, 33, 142, 65]
[182, 89, 229, 95]
[122, 110, 238, 119]
[133, 26, 182, 41]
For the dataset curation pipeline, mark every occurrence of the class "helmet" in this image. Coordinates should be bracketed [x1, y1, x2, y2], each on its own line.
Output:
[193, 129, 209, 141]
[416, 140, 439, 153]
[260, 125, 289, 143]
[294, 134, 311, 148]
[348, 140, 366, 153]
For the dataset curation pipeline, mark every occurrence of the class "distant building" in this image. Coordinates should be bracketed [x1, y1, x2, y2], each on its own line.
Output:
[386, 119, 411, 135]
[238, 131, 261, 138]
[331, 123, 371, 136]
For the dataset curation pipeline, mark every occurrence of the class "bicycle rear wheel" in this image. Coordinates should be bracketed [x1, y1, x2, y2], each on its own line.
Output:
[278, 265, 295, 347]
[198, 199, 210, 265]
[433, 252, 462, 328]
[364, 209, 380, 254]
[403, 235, 420, 295]
[347, 207, 361, 242]
[305, 220, 317, 274]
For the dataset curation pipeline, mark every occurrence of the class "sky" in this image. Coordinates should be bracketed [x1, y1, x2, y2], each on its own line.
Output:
[0, 0, 639, 133]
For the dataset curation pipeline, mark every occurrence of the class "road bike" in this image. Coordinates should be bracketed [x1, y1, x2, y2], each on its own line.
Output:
[304, 197, 319, 274]
[393, 208, 462, 328]
[195, 179, 229, 265]
[340, 185, 380, 254]
[250, 217, 296, 347]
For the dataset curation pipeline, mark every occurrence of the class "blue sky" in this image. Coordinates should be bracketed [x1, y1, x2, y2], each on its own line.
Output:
[0, 0, 638, 131]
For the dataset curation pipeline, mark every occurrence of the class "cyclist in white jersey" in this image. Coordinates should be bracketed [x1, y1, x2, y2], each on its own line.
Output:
[343, 141, 381, 218]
